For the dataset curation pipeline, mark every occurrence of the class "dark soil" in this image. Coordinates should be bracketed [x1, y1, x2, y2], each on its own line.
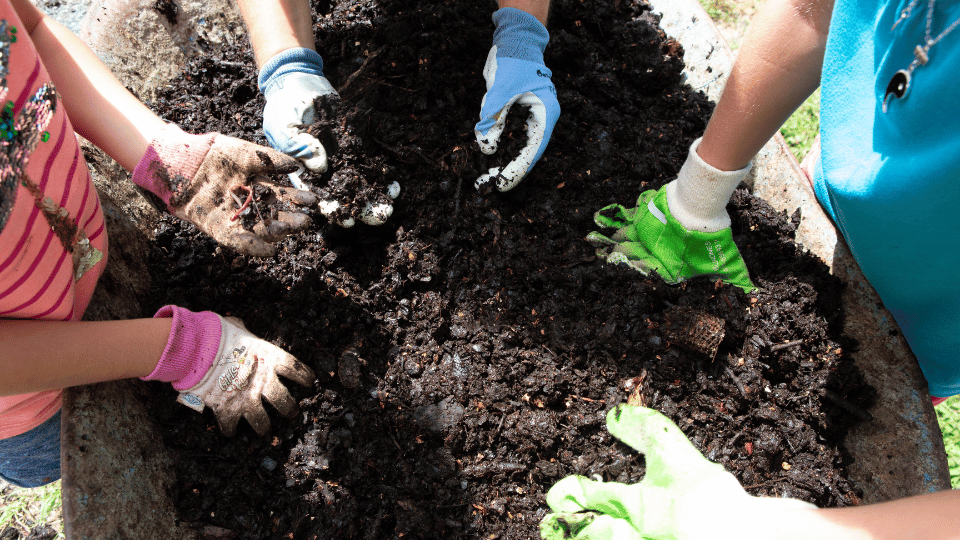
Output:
[142, 1, 875, 538]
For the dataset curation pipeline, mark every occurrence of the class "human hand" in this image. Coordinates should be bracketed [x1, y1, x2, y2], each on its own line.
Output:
[132, 123, 319, 257]
[474, 8, 560, 192]
[258, 48, 398, 227]
[585, 139, 755, 292]
[540, 405, 816, 540]
[143, 306, 316, 437]
[258, 48, 340, 173]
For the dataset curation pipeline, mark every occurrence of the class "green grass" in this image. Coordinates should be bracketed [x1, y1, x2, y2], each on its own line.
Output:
[936, 397, 960, 488]
[781, 89, 821, 163]
[698, 0, 741, 25]
[0, 479, 64, 538]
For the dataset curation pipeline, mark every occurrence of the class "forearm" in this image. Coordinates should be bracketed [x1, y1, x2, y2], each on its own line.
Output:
[11, 0, 167, 172]
[779, 490, 960, 540]
[697, 0, 833, 171]
[499, 0, 550, 26]
[0, 318, 170, 396]
[235, 0, 316, 67]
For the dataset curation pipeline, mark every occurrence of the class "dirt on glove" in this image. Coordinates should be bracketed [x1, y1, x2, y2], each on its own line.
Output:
[142, 0, 875, 538]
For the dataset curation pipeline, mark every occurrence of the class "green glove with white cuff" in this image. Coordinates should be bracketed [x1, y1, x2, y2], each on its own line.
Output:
[586, 138, 755, 292]
[540, 404, 816, 540]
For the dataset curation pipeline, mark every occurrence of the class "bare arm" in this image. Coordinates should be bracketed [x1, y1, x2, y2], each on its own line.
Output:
[697, 0, 834, 171]
[500, 0, 550, 26]
[234, 0, 316, 67]
[11, 0, 167, 172]
[780, 490, 960, 540]
[0, 318, 170, 397]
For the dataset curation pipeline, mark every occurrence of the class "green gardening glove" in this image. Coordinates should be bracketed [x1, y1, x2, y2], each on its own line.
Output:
[586, 138, 756, 292]
[540, 405, 816, 540]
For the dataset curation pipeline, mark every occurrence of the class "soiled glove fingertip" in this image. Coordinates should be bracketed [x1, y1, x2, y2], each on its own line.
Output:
[302, 153, 329, 173]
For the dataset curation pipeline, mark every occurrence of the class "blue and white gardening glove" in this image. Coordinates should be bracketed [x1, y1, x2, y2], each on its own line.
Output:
[474, 8, 560, 192]
[258, 48, 338, 174]
[258, 48, 397, 227]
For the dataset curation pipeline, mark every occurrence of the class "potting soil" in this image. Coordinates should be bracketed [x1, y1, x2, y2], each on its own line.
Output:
[141, 0, 875, 538]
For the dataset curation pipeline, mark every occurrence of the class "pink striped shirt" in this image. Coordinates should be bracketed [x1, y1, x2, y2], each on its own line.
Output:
[0, 4, 108, 439]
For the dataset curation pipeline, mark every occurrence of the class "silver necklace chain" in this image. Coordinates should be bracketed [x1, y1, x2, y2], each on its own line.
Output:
[883, 0, 960, 112]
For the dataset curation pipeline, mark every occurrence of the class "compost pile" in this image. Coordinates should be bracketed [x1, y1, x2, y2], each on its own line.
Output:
[142, 0, 875, 538]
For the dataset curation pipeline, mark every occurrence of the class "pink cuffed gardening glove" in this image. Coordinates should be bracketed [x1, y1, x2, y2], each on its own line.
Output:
[142, 305, 316, 436]
[132, 124, 319, 257]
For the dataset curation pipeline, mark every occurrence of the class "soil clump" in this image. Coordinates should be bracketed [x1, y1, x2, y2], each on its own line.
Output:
[142, 1, 875, 538]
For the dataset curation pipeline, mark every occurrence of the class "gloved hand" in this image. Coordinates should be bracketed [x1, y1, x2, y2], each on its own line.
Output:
[258, 47, 339, 173]
[258, 48, 398, 227]
[142, 305, 316, 436]
[132, 123, 318, 257]
[474, 8, 560, 192]
[586, 138, 755, 292]
[540, 404, 817, 540]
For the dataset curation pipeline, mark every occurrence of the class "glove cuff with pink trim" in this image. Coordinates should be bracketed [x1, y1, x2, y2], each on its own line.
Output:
[141, 305, 223, 391]
[131, 124, 217, 212]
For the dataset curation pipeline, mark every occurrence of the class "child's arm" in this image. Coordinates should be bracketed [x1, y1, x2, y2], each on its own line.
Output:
[10, 0, 166, 171]
[11, 0, 320, 257]
[234, 0, 316, 68]
[0, 318, 171, 396]
[780, 490, 960, 540]
[1, 307, 316, 436]
[696, 0, 834, 171]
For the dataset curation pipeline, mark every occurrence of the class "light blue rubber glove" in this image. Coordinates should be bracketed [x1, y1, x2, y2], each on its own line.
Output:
[258, 48, 398, 227]
[474, 8, 560, 192]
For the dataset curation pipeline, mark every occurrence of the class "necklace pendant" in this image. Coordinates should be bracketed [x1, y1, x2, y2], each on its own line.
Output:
[882, 69, 912, 113]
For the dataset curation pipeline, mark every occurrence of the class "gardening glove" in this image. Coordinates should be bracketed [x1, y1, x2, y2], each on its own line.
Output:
[142, 305, 316, 437]
[132, 123, 318, 257]
[258, 47, 339, 173]
[540, 404, 816, 540]
[259, 48, 397, 227]
[474, 7, 560, 192]
[586, 138, 756, 292]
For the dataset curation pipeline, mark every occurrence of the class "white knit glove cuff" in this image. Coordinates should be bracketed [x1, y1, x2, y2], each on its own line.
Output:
[667, 137, 752, 233]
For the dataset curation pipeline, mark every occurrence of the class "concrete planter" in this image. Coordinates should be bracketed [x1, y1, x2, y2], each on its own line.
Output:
[60, 1, 950, 538]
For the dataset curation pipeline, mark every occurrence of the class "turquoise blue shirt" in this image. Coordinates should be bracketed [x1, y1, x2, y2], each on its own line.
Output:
[813, 0, 960, 397]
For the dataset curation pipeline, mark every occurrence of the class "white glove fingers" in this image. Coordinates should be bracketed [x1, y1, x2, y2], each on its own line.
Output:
[318, 181, 399, 227]
[221, 229, 277, 258]
[288, 131, 330, 173]
[474, 93, 547, 192]
[318, 199, 355, 228]
[216, 137, 300, 175]
[273, 356, 316, 389]
[252, 218, 294, 243]
[216, 408, 242, 438]
[261, 381, 299, 419]
[273, 185, 319, 207]
[276, 211, 312, 232]
[243, 402, 273, 436]
[359, 201, 394, 226]
[475, 105, 510, 155]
